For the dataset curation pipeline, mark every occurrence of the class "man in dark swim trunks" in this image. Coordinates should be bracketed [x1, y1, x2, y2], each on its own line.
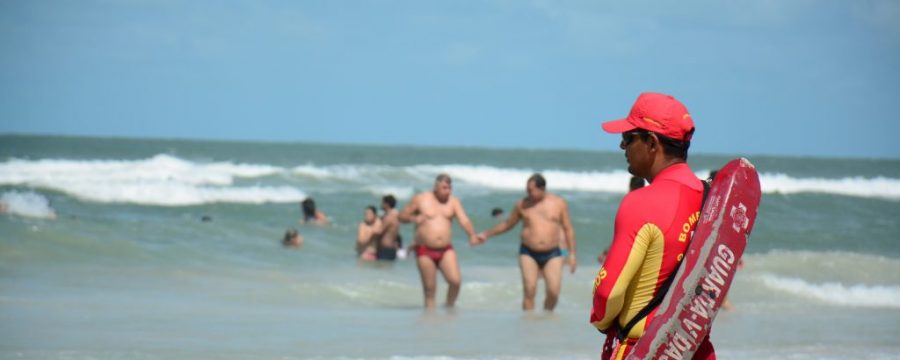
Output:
[398, 174, 479, 309]
[475, 173, 577, 311]
[376, 195, 401, 261]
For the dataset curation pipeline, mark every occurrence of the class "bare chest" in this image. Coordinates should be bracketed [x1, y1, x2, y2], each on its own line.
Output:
[521, 201, 561, 224]
[420, 198, 454, 219]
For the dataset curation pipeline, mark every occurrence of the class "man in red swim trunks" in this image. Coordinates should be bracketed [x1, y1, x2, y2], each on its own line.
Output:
[590, 92, 715, 359]
[399, 173, 479, 309]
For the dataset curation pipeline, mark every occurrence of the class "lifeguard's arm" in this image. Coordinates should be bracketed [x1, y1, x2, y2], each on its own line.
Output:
[479, 202, 522, 241]
[397, 195, 420, 224]
[451, 197, 479, 245]
[560, 200, 577, 273]
[590, 196, 650, 333]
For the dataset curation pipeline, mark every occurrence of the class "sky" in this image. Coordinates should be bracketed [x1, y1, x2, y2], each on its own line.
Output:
[1, 0, 899, 159]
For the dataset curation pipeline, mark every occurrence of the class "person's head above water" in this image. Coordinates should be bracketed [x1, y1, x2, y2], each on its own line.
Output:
[433, 173, 452, 203]
[301, 198, 317, 220]
[601, 92, 695, 179]
[282, 228, 303, 248]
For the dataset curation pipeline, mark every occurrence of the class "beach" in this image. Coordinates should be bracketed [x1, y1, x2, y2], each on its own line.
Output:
[1, 134, 899, 359]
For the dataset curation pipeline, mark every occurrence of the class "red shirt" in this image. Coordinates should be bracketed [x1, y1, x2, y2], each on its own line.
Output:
[591, 163, 703, 339]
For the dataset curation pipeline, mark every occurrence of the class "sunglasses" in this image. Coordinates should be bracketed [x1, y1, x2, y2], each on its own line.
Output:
[621, 130, 650, 147]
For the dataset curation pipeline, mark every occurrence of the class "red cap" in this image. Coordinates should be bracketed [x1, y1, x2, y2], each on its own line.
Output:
[601, 92, 695, 141]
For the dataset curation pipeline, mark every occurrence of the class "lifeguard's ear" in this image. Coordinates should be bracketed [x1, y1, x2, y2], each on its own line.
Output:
[647, 133, 658, 149]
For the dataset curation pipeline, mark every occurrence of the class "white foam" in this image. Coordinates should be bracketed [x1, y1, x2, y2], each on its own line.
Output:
[294, 163, 900, 199]
[365, 186, 415, 200]
[0, 155, 303, 206]
[759, 274, 900, 309]
[293, 164, 403, 182]
[411, 164, 635, 193]
[0, 154, 280, 185]
[64, 182, 307, 206]
[412, 165, 900, 199]
[0, 191, 57, 219]
[758, 173, 900, 200]
[3, 156, 898, 205]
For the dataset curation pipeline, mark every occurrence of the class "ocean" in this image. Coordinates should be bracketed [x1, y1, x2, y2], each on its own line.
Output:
[1, 134, 898, 360]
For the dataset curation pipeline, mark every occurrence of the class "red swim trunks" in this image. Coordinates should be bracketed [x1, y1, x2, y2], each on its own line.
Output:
[415, 244, 453, 264]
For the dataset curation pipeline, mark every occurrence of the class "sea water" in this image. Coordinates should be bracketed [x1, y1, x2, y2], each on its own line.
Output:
[1, 135, 899, 359]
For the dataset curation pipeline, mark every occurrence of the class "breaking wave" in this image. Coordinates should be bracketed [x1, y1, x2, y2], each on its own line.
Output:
[0, 191, 57, 219]
[2, 155, 898, 205]
[759, 274, 900, 309]
[0, 155, 304, 206]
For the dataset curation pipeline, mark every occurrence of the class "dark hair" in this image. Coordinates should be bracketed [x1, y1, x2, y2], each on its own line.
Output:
[528, 173, 546, 190]
[629, 176, 645, 192]
[435, 173, 452, 184]
[301, 198, 316, 219]
[283, 228, 299, 244]
[655, 132, 691, 160]
[382, 195, 397, 209]
[708, 170, 718, 182]
[365, 205, 378, 215]
[491, 207, 504, 217]
[634, 129, 691, 160]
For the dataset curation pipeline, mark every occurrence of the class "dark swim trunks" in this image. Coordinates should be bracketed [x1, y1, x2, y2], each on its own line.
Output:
[376, 247, 397, 261]
[519, 245, 562, 269]
[415, 244, 453, 264]
[377, 234, 402, 261]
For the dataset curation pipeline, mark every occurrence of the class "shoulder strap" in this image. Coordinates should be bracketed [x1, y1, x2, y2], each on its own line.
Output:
[617, 179, 711, 341]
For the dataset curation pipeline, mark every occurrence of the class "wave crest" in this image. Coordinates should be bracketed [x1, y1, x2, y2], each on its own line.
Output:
[0, 155, 302, 206]
[2, 155, 898, 205]
[759, 274, 900, 309]
[759, 173, 900, 199]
